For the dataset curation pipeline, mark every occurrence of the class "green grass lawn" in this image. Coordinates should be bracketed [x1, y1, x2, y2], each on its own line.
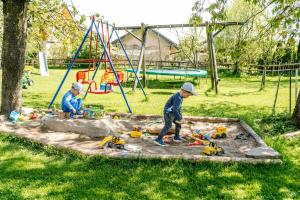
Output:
[0, 69, 300, 199]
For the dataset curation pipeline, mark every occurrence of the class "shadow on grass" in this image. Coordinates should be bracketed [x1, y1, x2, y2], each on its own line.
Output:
[220, 89, 262, 97]
[123, 79, 198, 90]
[204, 88, 213, 97]
[151, 91, 174, 95]
[0, 133, 299, 199]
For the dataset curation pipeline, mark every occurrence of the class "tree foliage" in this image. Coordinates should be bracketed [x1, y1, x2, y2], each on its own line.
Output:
[0, 0, 88, 115]
[0, 0, 87, 61]
[175, 28, 206, 67]
[191, 0, 300, 73]
[25, 0, 86, 60]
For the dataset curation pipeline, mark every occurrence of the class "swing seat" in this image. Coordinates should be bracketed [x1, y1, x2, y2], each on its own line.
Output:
[89, 90, 112, 94]
[106, 81, 119, 86]
[101, 70, 125, 86]
[88, 80, 113, 94]
[76, 70, 94, 84]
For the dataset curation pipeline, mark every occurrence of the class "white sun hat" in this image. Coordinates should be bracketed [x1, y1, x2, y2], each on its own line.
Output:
[72, 82, 84, 93]
[181, 82, 197, 95]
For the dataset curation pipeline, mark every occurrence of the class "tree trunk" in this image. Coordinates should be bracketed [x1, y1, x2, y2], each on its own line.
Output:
[1, 0, 28, 115]
[292, 92, 300, 127]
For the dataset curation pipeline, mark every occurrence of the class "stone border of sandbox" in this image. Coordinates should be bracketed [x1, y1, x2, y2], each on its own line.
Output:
[0, 114, 283, 164]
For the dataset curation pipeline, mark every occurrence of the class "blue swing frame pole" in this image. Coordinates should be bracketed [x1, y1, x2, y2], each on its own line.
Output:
[114, 31, 147, 98]
[83, 27, 115, 99]
[93, 22, 133, 113]
[48, 22, 94, 109]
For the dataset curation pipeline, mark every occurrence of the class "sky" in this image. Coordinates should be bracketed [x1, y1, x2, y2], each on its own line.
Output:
[66, 0, 210, 42]
[67, 0, 200, 26]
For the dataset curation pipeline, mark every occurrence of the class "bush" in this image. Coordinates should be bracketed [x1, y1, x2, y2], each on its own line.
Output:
[259, 112, 297, 135]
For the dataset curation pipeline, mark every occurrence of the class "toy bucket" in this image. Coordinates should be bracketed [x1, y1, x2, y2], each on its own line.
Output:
[9, 110, 20, 122]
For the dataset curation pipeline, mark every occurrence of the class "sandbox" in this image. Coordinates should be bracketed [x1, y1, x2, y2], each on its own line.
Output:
[0, 113, 282, 164]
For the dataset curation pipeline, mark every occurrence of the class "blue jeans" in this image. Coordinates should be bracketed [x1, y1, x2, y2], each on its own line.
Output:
[62, 98, 82, 117]
[157, 112, 181, 140]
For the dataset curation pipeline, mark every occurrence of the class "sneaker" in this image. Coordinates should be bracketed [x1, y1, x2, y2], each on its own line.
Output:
[154, 138, 167, 146]
[173, 136, 185, 143]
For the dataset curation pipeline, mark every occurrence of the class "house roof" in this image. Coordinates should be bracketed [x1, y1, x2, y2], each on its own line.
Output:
[112, 28, 178, 48]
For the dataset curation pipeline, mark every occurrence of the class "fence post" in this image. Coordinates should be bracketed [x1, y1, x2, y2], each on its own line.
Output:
[290, 70, 292, 114]
[272, 71, 281, 114]
[296, 69, 298, 104]
[260, 65, 266, 89]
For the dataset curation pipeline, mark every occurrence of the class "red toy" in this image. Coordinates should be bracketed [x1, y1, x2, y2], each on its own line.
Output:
[29, 112, 38, 120]
[187, 140, 203, 146]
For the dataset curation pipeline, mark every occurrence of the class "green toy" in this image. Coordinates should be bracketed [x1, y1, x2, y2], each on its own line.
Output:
[22, 71, 34, 89]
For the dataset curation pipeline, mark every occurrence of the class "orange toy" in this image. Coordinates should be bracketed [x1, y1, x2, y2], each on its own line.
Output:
[101, 70, 124, 86]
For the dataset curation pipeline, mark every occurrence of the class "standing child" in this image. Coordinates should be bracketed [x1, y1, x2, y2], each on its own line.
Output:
[154, 82, 197, 146]
[61, 82, 84, 118]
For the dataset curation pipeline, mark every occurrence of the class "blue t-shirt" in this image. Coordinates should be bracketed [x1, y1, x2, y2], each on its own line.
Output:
[61, 90, 76, 111]
[164, 92, 183, 121]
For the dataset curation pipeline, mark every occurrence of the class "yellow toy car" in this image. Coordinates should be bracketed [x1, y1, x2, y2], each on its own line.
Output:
[99, 136, 125, 148]
[211, 126, 227, 139]
[111, 136, 125, 145]
[203, 142, 224, 156]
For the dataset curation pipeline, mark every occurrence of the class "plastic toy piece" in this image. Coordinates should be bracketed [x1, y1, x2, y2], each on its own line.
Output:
[111, 136, 125, 145]
[186, 123, 211, 146]
[107, 142, 125, 149]
[18, 115, 26, 121]
[186, 134, 210, 146]
[99, 136, 113, 148]
[99, 136, 125, 148]
[211, 126, 227, 139]
[9, 110, 20, 122]
[203, 142, 225, 156]
[187, 141, 203, 146]
[29, 112, 38, 120]
[234, 132, 249, 140]
[83, 108, 95, 119]
[198, 133, 210, 140]
[22, 71, 34, 89]
[130, 127, 142, 138]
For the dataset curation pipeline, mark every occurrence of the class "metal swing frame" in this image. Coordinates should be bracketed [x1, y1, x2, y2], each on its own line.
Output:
[48, 17, 147, 113]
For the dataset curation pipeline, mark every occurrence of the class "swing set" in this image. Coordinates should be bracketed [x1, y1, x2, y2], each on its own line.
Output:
[48, 16, 147, 113]
[74, 20, 125, 94]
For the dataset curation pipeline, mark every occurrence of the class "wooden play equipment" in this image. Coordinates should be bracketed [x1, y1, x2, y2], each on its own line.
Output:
[114, 22, 244, 94]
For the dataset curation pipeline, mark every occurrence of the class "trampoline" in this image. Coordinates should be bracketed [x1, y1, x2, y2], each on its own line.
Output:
[126, 68, 208, 77]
